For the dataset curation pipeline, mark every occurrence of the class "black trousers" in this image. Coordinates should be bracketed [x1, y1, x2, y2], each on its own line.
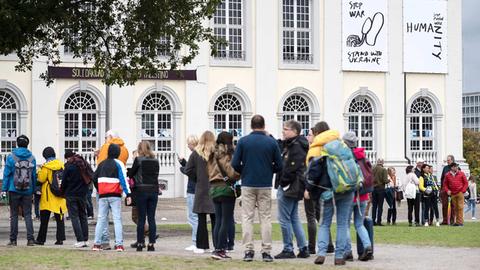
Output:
[9, 192, 34, 241]
[196, 213, 216, 250]
[36, 210, 65, 243]
[66, 197, 89, 242]
[372, 188, 386, 224]
[385, 188, 397, 224]
[213, 196, 235, 251]
[407, 193, 420, 224]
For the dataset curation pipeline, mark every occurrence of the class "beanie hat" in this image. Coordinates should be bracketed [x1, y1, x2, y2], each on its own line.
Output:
[16, 135, 29, 148]
[342, 131, 358, 148]
[42, 147, 56, 160]
[107, 143, 121, 159]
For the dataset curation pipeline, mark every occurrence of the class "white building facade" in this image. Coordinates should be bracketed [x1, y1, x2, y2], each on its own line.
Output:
[0, 0, 465, 197]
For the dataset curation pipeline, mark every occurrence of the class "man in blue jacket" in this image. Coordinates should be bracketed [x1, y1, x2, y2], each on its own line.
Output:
[232, 115, 282, 262]
[1, 135, 37, 246]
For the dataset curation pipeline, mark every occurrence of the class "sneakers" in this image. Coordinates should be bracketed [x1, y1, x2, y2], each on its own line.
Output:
[262, 252, 273, 262]
[34, 240, 44, 245]
[74, 241, 88, 248]
[115, 245, 125, 252]
[211, 250, 231, 260]
[193, 247, 206, 254]
[436, 221, 440, 227]
[359, 246, 373, 261]
[473, 217, 477, 220]
[92, 244, 102, 251]
[185, 245, 196, 251]
[7, 241, 17, 247]
[344, 250, 354, 261]
[147, 244, 155, 252]
[334, 258, 346, 265]
[297, 247, 310, 259]
[314, 256, 325, 265]
[54, 241, 63, 245]
[274, 250, 296, 259]
[424, 222, 429, 227]
[136, 243, 145, 252]
[27, 240, 35, 246]
[243, 251, 254, 262]
[131, 242, 139, 248]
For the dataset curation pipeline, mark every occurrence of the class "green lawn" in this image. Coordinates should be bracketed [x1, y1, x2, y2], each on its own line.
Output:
[156, 221, 480, 248]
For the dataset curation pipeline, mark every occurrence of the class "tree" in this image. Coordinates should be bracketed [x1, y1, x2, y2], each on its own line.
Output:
[463, 128, 480, 193]
[0, 0, 222, 86]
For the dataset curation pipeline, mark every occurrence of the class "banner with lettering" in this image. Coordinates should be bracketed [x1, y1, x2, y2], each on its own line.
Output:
[342, 0, 388, 72]
[403, 0, 448, 73]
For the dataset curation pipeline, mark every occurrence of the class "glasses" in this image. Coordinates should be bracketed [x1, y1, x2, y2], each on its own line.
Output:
[283, 127, 293, 131]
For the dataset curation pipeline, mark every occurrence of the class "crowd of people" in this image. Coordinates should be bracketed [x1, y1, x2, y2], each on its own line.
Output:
[1, 115, 477, 265]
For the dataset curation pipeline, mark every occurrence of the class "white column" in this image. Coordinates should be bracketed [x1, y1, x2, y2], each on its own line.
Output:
[323, 0, 344, 132]
[384, 0, 408, 171]
[255, 0, 278, 133]
[111, 84, 136, 157]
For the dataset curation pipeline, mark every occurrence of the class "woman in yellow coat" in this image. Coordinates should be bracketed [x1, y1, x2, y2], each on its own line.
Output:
[35, 147, 67, 245]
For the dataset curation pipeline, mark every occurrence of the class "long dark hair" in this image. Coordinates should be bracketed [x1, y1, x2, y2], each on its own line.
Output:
[216, 131, 234, 155]
[420, 164, 430, 179]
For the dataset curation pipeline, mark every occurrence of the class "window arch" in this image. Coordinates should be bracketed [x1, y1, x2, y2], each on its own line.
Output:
[0, 90, 18, 152]
[64, 91, 98, 153]
[409, 97, 434, 151]
[282, 94, 311, 136]
[141, 92, 173, 152]
[213, 93, 243, 138]
[348, 96, 374, 151]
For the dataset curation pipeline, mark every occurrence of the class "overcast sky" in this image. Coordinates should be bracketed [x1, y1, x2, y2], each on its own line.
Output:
[463, 0, 480, 92]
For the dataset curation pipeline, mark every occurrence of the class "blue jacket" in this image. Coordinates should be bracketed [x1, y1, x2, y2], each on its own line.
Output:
[231, 131, 283, 188]
[2, 147, 37, 195]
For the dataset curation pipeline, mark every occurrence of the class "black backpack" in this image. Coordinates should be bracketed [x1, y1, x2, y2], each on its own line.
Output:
[12, 154, 34, 191]
[49, 169, 65, 197]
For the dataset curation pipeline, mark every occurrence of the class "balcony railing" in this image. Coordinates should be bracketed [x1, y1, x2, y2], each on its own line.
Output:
[410, 150, 437, 165]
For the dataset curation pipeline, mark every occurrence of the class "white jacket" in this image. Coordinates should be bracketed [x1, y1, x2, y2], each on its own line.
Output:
[402, 172, 420, 192]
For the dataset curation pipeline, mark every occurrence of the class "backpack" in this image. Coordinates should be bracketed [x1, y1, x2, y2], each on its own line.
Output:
[49, 169, 65, 197]
[356, 158, 374, 195]
[305, 156, 332, 200]
[12, 154, 35, 191]
[323, 140, 363, 194]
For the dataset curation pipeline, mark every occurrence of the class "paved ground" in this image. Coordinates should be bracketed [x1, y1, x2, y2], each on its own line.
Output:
[0, 198, 479, 270]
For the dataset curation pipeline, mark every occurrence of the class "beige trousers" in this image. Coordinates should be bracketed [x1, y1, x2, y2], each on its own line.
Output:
[241, 187, 272, 254]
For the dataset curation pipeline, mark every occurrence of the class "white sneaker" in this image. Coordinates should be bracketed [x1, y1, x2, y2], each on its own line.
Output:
[193, 248, 206, 254]
[436, 221, 440, 227]
[472, 217, 477, 220]
[74, 241, 86, 248]
[424, 222, 429, 227]
[185, 245, 196, 251]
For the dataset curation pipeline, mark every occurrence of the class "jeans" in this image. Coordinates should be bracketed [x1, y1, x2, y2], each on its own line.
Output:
[317, 192, 354, 259]
[371, 188, 386, 224]
[213, 196, 235, 251]
[345, 200, 371, 253]
[96, 193, 109, 244]
[94, 197, 123, 246]
[304, 197, 320, 251]
[66, 197, 89, 242]
[196, 213, 216, 249]
[136, 192, 158, 244]
[36, 210, 65, 243]
[8, 192, 34, 241]
[407, 193, 420, 224]
[186, 193, 198, 245]
[277, 188, 307, 252]
[465, 199, 476, 218]
[385, 188, 397, 224]
[86, 189, 94, 217]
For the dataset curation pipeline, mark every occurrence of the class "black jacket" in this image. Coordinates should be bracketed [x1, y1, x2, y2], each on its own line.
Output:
[179, 157, 196, 194]
[128, 156, 159, 193]
[62, 163, 88, 198]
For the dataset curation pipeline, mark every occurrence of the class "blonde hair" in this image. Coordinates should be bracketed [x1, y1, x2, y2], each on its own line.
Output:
[137, 141, 155, 158]
[186, 134, 199, 147]
[195, 131, 216, 161]
[387, 167, 396, 176]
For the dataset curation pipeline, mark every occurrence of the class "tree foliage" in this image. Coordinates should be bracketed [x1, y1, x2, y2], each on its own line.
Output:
[0, 0, 222, 86]
[463, 128, 480, 192]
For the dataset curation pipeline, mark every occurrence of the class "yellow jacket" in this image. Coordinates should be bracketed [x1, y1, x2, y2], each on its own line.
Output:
[37, 159, 67, 215]
[97, 137, 129, 165]
[305, 130, 340, 164]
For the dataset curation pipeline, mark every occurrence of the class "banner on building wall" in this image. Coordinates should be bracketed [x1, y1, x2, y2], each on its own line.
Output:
[403, 0, 448, 74]
[47, 66, 197, 80]
[342, 0, 388, 72]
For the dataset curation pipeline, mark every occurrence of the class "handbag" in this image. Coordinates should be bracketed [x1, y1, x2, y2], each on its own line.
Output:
[404, 180, 417, 199]
[214, 157, 240, 198]
[396, 190, 404, 201]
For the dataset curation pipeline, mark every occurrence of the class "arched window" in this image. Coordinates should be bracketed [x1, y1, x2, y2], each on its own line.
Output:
[348, 97, 374, 150]
[213, 94, 243, 138]
[283, 95, 310, 136]
[0, 91, 18, 153]
[64, 91, 98, 153]
[410, 97, 434, 151]
[141, 92, 173, 152]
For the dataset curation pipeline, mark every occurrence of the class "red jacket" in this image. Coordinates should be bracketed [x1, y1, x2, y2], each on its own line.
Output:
[443, 170, 468, 195]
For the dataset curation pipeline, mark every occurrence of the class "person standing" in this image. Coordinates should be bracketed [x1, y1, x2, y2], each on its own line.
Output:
[385, 167, 398, 225]
[96, 130, 129, 165]
[179, 135, 199, 251]
[440, 155, 455, 225]
[1, 135, 36, 246]
[372, 159, 389, 226]
[428, 165, 440, 226]
[34, 147, 67, 246]
[418, 164, 438, 227]
[274, 120, 309, 259]
[92, 144, 131, 251]
[184, 131, 216, 254]
[231, 115, 283, 262]
[207, 131, 240, 260]
[63, 151, 92, 248]
[128, 141, 160, 252]
[403, 165, 421, 226]
[464, 175, 477, 220]
[443, 163, 468, 226]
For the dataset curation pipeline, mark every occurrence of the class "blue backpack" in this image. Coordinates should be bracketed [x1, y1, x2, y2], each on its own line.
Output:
[323, 140, 363, 194]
